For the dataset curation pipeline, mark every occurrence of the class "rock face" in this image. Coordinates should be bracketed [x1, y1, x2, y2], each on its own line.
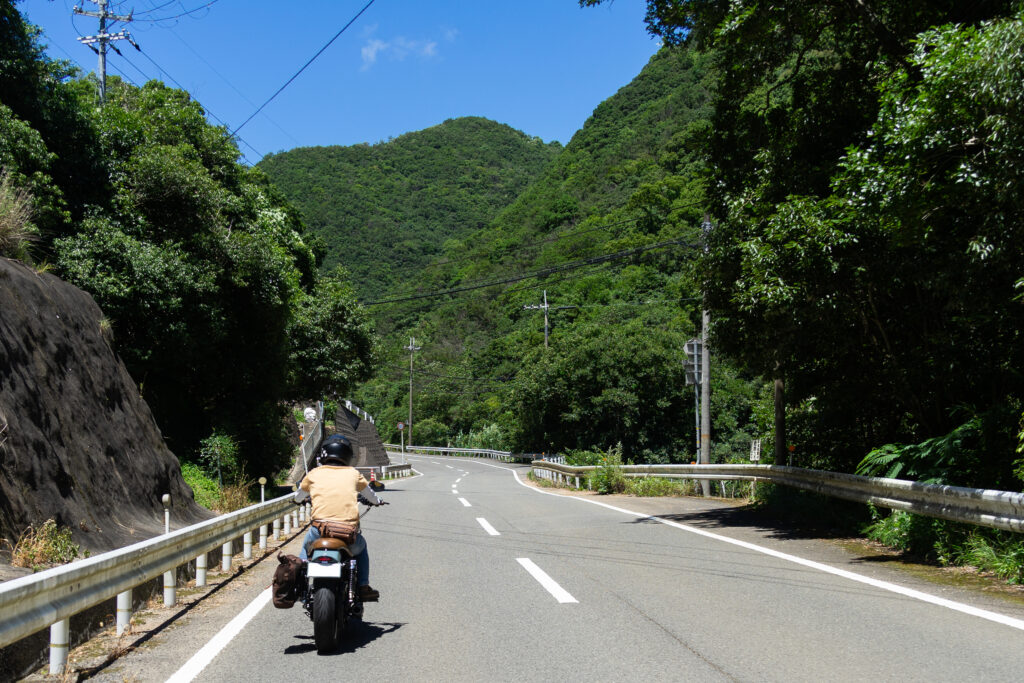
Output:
[0, 259, 209, 553]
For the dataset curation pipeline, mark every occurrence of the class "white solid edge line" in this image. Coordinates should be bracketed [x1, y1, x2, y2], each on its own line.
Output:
[165, 587, 271, 683]
[460, 458, 1024, 633]
[518, 557, 578, 604]
[476, 517, 500, 536]
[459, 497, 472, 507]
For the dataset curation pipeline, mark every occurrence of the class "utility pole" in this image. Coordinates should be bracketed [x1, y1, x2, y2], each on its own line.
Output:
[404, 337, 421, 446]
[699, 216, 713, 496]
[74, 1, 137, 104]
[523, 291, 575, 348]
[523, 290, 551, 348]
[700, 308, 712, 496]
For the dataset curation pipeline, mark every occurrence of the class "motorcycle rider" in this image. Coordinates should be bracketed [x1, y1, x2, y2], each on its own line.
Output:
[295, 435, 382, 601]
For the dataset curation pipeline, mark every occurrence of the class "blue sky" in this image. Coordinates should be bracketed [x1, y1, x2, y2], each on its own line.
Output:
[23, 0, 662, 164]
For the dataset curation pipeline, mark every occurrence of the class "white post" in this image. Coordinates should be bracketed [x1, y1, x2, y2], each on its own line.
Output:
[221, 541, 232, 572]
[196, 552, 207, 587]
[163, 567, 176, 606]
[49, 618, 69, 675]
[116, 589, 132, 635]
[162, 494, 175, 606]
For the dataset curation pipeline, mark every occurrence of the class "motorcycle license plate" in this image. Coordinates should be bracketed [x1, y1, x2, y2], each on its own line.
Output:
[306, 562, 342, 578]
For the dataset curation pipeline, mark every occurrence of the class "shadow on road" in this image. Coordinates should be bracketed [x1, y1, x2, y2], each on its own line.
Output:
[631, 504, 858, 542]
[284, 621, 405, 656]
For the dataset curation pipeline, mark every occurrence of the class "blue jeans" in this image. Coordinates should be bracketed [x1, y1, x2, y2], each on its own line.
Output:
[300, 525, 370, 586]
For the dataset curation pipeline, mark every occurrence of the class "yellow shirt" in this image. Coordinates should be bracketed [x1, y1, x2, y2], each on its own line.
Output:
[299, 465, 369, 526]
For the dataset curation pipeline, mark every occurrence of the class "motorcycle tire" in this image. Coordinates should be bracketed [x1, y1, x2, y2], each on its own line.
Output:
[312, 586, 339, 654]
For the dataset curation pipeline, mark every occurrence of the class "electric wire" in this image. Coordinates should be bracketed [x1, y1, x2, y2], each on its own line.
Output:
[363, 239, 698, 307]
[231, 0, 377, 137]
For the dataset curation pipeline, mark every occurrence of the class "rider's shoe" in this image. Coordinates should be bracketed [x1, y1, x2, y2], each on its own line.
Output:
[357, 584, 379, 602]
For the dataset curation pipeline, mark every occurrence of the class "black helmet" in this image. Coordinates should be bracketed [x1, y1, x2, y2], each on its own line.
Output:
[320, 436, 353, 466]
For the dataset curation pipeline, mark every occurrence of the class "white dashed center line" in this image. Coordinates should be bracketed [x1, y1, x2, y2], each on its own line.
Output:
[476, 517, 500, 536]
[517, 558, 577, 604]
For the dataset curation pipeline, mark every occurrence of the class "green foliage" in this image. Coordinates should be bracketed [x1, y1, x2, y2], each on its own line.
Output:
[181, 462, 221, 510]
[565, 448, 604, 466]
[259, 117, 562, 299]
[349, 45, 762, 466]
[951, 532, 1024, 584]
[863, 507, 943, 557]
[0, 167, 35, 259]
[625, 476, 695, 497]
[6, 519, 86, 570]
[452, 423, 506, 450]
[2, 9, 377, 478]
[199, 431, 241, 485]
[590, 443, 628, 494]
[411, 417, 449, 447]
[855, 418, 996, 485]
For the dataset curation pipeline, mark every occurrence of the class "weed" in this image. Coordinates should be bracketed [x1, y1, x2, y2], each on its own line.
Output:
[0, 168, 36, 260]
[590, 443, 627, 494]
[6, 519, 86, 570]
[215, 478, 255, 513]
[951, 531, 1024, 584]
[626, 476, 696, 497]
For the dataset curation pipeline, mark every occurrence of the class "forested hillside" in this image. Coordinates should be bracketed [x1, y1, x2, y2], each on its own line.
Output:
[351, 0, 1024, 496]
[1, 1, 374, 478]
[354, 45, 765, 464]
[258, 118, 561, 298]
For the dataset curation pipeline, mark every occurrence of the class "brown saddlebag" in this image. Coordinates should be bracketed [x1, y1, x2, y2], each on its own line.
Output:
[272, 553, 304, 608]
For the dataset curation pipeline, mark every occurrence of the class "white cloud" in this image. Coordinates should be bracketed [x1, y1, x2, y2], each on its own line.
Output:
[359, 33, 445, 70]
[361, 38, 389, 70]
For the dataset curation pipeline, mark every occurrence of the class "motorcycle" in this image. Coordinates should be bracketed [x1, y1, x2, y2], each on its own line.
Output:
[301, 497, 387, 653]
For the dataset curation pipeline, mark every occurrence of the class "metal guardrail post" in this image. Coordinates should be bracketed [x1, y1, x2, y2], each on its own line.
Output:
[162, 494, 175, 606]
[49, 618, 69, 675]
[116, 590, 131, 635]
[196, 552, 207, 587]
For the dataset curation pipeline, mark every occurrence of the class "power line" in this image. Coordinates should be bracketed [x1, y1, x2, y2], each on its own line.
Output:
[231, 0, 377, 137]
[132, 1, 222, 23]
[363, 239, 698, 307]
[131, 45, 264, 161]
[414, 218, 639, 275]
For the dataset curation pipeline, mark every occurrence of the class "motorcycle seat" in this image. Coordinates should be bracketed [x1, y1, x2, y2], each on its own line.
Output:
[311, 537, 350, 552]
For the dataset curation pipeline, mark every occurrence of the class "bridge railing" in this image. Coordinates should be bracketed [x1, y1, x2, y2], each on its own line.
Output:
[529, 461, 1024, 533]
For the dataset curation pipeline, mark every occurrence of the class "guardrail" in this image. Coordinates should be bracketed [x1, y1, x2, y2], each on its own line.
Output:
[0, 493, 308, 674]
[384, 444, 535, 463]
[529, 461, 1024, 533]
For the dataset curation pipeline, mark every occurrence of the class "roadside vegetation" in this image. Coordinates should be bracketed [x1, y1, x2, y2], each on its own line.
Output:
[2, 519, 87, 571]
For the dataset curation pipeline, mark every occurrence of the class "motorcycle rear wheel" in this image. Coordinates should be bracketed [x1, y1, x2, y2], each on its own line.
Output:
[312, 586, 339, 654]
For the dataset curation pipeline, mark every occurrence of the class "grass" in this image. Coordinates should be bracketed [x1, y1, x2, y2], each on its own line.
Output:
[0, 168, 36, 260]
[180, 462, 255, 513]
[3, 518, 87, 570]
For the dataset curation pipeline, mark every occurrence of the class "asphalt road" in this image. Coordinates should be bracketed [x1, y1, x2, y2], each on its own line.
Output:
[93, 456, 1024, 682]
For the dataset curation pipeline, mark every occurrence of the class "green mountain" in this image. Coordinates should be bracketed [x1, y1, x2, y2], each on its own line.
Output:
[258, 117, 562, 298]
[353, 46, 764, 463]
